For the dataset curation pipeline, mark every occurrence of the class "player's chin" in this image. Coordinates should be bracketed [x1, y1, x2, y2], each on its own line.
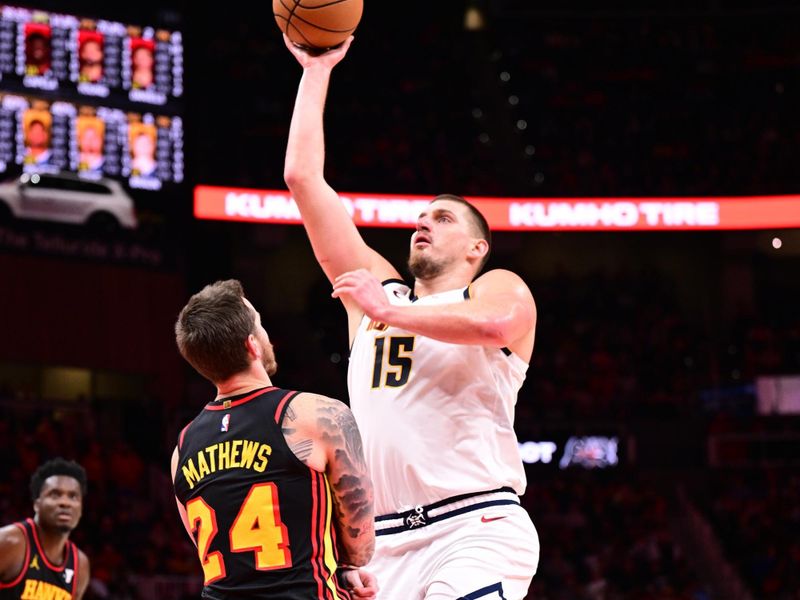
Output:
[55, 522, 75, 534]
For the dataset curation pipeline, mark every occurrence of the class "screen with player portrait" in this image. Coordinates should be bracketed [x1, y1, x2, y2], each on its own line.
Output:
[0, 5, 183, 191]
[0, 92, 183, 189]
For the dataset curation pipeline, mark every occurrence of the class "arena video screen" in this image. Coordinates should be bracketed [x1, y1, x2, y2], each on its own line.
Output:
[518, 435, 622, 470]
[0, 5, 183, 191]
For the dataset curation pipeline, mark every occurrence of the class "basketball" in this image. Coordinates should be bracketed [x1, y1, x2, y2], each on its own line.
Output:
[274, 0, 363, 53]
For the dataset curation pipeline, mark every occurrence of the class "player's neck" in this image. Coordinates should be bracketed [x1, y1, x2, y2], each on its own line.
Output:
[413, 268, 473, 298]
[32, 518, 69, 565]
[215, 367, 273, 400]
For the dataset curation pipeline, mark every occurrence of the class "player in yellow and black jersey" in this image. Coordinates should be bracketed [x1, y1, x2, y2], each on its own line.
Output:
[171, 280, 377, 600]
[0, 459, 90, 600]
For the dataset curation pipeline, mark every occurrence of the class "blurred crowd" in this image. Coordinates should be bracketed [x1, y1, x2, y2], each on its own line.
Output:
[526, 473, 710, 600]
[703, 467, 800, 600]
[521, 272, 800, 426]
[494, 15, 799, 196]
[0, 402, 199, 599]
[192, 8, 800, 198]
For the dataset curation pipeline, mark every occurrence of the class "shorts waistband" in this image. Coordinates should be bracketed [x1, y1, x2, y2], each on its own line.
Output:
[375, 487, 520, 536]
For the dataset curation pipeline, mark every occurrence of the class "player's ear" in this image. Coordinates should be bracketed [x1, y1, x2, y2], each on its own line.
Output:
[244, 334, 261, 360]
[468, 238, 489, 262]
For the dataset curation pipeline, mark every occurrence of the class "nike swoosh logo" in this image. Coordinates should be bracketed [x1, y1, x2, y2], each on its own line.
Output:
[481, 515, 507, 523]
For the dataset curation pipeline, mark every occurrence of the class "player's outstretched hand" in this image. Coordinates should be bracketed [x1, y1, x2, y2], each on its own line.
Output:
[283, 34, 353, 70]
[332, 269, 390, 320]
[340, 568, 378, 599]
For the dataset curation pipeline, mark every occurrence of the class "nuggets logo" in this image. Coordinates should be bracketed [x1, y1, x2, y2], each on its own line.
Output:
[220, 414, 230, 432]
[366, 320, 389, 332]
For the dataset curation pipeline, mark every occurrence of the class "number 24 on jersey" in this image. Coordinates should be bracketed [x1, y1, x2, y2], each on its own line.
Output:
[187, 482, 291, 584]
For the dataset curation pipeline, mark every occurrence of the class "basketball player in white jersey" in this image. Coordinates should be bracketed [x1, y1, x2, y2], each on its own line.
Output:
[283, 36, 539, 600]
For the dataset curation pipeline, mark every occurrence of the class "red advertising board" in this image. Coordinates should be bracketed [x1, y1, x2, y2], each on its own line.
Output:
[195, 185, 800, 231]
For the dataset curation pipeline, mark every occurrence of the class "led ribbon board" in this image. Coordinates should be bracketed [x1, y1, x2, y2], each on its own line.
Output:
[195, 187, 800, 231]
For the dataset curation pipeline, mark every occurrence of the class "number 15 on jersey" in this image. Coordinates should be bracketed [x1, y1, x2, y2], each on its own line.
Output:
[371, 336, 415, 388]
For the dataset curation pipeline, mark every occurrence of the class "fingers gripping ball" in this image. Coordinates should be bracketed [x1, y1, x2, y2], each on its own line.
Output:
[274, 0, 363, 54]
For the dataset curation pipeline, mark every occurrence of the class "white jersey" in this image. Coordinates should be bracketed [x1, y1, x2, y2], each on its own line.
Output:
[347, 279, 529, 515]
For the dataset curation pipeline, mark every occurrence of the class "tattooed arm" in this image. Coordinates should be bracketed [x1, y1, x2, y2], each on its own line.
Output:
[281, 392, 375, 566]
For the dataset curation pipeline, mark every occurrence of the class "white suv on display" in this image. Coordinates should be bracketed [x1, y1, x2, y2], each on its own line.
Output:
[0, 172, 138, 232]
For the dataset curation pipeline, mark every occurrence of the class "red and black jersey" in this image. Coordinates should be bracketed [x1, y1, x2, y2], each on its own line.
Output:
[174, 387, 350, 600]
[0, 518, 79, 600]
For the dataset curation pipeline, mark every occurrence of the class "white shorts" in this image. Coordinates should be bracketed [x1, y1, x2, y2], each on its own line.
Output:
[368, 490, 539, 600]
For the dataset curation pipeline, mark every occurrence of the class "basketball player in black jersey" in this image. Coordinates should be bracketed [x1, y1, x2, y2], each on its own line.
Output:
[0, 459, 90, 600]
[171, 280, 376, 600]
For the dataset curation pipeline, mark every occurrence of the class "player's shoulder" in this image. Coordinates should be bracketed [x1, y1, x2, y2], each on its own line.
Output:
[0, 523, 26, 558]
[473, 269, 534, 297]
[0, 522, 25, 545]
[76, 547, 90, 568]
[290, 392, 350, 416]
[281, 392, 354, 454]
[475, 268, 525, 284]
[380, 277, 411, 294]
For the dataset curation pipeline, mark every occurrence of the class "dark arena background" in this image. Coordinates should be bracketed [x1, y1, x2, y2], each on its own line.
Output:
[1, 1, 799, 598]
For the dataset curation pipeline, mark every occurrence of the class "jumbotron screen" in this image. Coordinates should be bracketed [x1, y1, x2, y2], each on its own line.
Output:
[0, 5, 183, 190]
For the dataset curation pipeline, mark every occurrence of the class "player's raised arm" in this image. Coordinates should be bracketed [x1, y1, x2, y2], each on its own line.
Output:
[280, 392, 375, 567]
[282, 35, 399, 285]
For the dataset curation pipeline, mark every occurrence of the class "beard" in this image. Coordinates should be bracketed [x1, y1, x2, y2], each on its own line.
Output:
[39, 515, 76, 535]
[260, 340, 278, 376]
[408, 251, 452, 281]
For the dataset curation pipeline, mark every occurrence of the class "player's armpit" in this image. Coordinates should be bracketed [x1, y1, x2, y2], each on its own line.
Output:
[312, 396, 375, 566]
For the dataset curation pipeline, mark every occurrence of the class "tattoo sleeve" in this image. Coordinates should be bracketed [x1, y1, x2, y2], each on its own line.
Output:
[316, 398, 375, 566]
[282, 403, 316, 465]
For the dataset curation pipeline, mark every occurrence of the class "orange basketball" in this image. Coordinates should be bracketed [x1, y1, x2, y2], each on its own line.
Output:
[274, 0, 363, 53]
